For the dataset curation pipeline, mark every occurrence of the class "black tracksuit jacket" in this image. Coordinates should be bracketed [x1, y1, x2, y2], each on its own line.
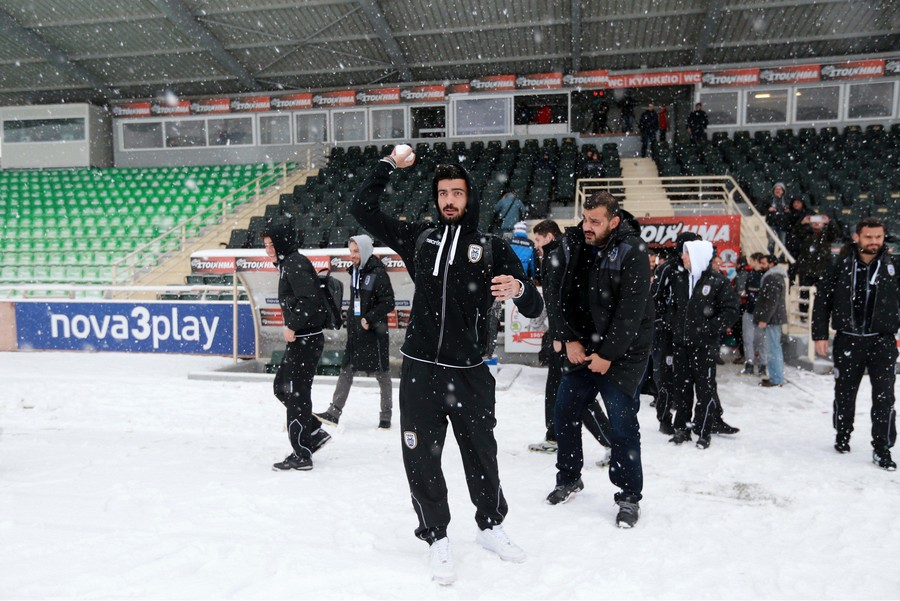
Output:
[351, 159, 543, 367]
[344, 255, 395, 372]
[668, 266, 741, 348]
[267, 219, 327, 335]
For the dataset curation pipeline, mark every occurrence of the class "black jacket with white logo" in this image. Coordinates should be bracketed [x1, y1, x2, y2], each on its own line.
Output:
[265, 218, 326, 336]
[669, 266, 740, 348]
[351, 159, 543, 367]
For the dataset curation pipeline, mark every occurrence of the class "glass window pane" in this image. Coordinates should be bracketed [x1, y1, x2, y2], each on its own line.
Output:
[208, 117, 253, 146]
[847, 82, 894, 119]
[333, 110, 367, 142]
[260, 115, 291, 145]
[411, 106, 445, 138]
[122, 121, 163, 149]
[745, 89, 788, 124]
[296, 112, 327, 143]
[454, 98, 511, 136]
[699, 92, 738, 125]
[794, 86, 840, 121]
[164, 120, 207, 147]
[2, 118, 86, 143]
[371, 108, 406, 140]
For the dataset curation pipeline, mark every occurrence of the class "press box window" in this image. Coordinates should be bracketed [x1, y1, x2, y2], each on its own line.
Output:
[164, 120, 207, 147]
[699, 92, 738, 126]
[794, 86, 840, 121]
[847, 81, 895, 119]
[295, 112, 327, 143]
[3, 118, 86, 143]
[122, 121, 164, 149]
[259, 115, 292, 145]
[745, 89, 788, 124]
[208, 117, 253, 146]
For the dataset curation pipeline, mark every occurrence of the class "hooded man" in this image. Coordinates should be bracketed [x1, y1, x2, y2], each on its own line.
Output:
[544, 191, 652, 529]
[759, 182, 791, 250]
[351, 145, 543, 583]
[668, 240, 740, 449]
[315, 234, 396, 429]
[264, 217, 331, 471]
[812, 217, 899, 471]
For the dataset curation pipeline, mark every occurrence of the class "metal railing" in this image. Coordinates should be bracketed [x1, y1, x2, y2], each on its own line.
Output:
[575, 175, 795, 263]
[110, 161, 297, 285]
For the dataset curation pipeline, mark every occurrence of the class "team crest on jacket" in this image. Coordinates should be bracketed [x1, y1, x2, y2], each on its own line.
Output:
[888, 264, 895, 276]
[608, 247, 619, 262]
[467, 244, 483, 263]
[404, 431, 418, 449]
[702, 285, 711, 296]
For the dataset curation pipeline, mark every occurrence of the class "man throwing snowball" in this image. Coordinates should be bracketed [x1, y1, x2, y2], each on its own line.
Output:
[351, 144, 544, 584]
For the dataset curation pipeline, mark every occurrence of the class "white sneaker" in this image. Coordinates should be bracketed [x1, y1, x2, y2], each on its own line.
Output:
[596, 447, 611, 467]
[476, 524, 526, 563]
[527, 440, 557, 453]
[430, 537, 455, 585]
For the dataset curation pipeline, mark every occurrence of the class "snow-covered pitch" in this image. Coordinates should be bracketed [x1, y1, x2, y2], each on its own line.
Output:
[1, 351, 897, 599]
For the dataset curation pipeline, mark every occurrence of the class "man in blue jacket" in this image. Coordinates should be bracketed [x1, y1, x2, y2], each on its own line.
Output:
[545, 191, 653, 529]
[352, 145, 544, 583]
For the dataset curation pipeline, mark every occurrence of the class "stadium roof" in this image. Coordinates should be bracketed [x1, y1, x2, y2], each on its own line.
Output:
[0, 0, 896, 107]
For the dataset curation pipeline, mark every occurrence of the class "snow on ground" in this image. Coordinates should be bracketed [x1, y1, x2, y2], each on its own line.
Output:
[1, 351, 898, 600]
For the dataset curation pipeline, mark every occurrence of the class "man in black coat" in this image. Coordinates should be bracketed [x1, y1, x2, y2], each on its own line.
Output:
[264, 217, 331, 472]
[638, 102, 659, 158]
[315, 234, 396, 429]
[667, 240, 740, 449]
[352, 145, 543, 582]
[686, 102, 708, 144]
[812, 217, 899, 471]
[545, 192, 652, 529]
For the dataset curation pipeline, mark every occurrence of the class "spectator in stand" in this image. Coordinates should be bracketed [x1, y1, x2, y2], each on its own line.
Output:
[754, 255, 789, 388]
[509, 222, 537, 281]
[793, 213, 841, 317]
[493, 192, 526, 239]
[589, 93, 610, 133]
[758, 183, 791, 253]
[785, 196, 814, 271]
[534, 104, 552, 125]
[686, 102, 708, 144]
[620, 92, 637, 133]
[738, 252, 769, 376]
[812, 217, 899, 471]
[639, 103, 659, 159]
[658, 105, 669, 143]
[578, 150, 603, 179]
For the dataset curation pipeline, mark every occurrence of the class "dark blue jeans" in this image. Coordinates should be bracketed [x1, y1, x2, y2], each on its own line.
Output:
[555, 368, 643, 503]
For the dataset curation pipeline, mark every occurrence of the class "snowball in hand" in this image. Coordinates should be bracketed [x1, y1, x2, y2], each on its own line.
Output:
[394, 144, 414, 163]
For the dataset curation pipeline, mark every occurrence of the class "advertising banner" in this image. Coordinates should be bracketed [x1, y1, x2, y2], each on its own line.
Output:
[637, 214, 741, 278]
[516, 72, 563, 90]
[230, 96, 271, 112]
[758, 64, 820, 85]
[701, 68, 761, 88]
[14, 301, 255, 355]
[112, 102, 152, 118]
[469, 74, 516, 92]
[356, 87, 401, 105]
[820, 59, 885, 81]
[150, 100, 190, 117]
[400, 85, 446, 103]
[608, 70, 703, 88]
[190, 98, 231, 115]
[563, 70, 609, 88]
[312, 90, 356, 108]
[270, 93, 314, 110]
[503, 297, 546, 354]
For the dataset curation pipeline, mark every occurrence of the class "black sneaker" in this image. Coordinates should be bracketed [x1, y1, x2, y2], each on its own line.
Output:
[711, 420, 740, 435]
[615, 501, 640, 528]
[659, 419, 675, 436]
[757, 365, 767, 377]
[378, 419, 391, 429]
[696, 435, 711, 450]
[739, 362, 754, 375]
[669, 429, 692, 445]
[759, 379, 782, 387]
[546, 479, 584, 505]
[873, 447, 897, 471]
[311, 430, 332, 453]
[314, 410, 340, 426]
[272, 453, 312, 471]
[834, 437, 850, 454]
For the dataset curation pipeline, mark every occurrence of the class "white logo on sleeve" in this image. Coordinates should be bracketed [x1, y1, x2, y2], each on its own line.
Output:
[467, 244, 483, 263]
[404, 431, 418, 449]
[702, 285, 711, 296]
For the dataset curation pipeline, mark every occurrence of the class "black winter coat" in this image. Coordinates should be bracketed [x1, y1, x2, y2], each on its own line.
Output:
[669, 266, 740, 348]
[792, 219, 841, 282]
[552, 216, 654, 397]
[345, 255, 395, 372]
[351, 159, 543, 367]
[812, 245, 900, 340]
[266, 218, 327, 335]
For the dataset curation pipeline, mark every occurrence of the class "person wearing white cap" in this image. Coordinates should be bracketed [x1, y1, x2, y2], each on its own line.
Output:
[509, 221, 536, 280]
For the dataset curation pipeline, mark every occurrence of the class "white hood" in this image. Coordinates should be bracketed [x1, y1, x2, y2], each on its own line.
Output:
[684, 240, 714, 297]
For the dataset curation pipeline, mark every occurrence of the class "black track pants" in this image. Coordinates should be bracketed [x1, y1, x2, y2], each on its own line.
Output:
[273, 333, 324, 460]
[672, 343, 722, 437]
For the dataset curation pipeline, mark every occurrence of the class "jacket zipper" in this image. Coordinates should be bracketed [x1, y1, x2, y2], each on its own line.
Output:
[434, 227, 453, 361]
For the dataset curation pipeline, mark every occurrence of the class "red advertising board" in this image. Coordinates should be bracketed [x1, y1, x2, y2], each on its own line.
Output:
[515, 72, 563, 89]
[356, 87, 401, 105]
[701, 68, 760, 88]
[312, 90, 356, 108]
[400, 85, 446, 102]
[608, 70, 702, 88]
[469, 74, 516, 92]
[758, 64, 820, 84]
[270, 93, 313, 110]
[562, 70, 608, 88]
[230, 96, 271, 112]
[448, 83, 471, 94]
[820, 59, 885, 81]
[112, 102, 152, 118]
[151, 100, 190, 117]
[637, 215, 741, 277]
[190, 97, 231, 115]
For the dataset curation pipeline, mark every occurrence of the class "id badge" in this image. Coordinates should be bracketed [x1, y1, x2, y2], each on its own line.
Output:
[354, 299, 361, 316]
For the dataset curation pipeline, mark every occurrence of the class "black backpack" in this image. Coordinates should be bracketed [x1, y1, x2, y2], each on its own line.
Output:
[317, 270, 344, 330]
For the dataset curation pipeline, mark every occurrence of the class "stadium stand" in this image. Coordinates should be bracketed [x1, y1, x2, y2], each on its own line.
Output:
[0, 163, 276, 287]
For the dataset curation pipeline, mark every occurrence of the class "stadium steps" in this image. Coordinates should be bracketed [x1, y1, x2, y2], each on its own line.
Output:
[115, 167, 316, 300]
[619, 158, 673, 217]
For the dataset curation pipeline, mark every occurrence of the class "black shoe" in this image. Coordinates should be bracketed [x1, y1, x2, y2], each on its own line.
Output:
[757, 365, 767, 377]
[615, 501, 640, 528]
[314, 410, 340, 426]
[659, 420, 675, 436]
[546, 479, 584, 505]
[311, 430, 332, 453]
[873, 447, 897, 471]
[834, 437, 851, 454]
[711, 420, 740, 435]
[759, 379, 782, 387]
[732, 354, 746, 365]
[272, 453, 312, 471]
[669, 429, 692, 445]
[739, 362, 754, 375]
[378, 419, 391, 429]
[715, 354, 725, 365]
[696, 435, 711, 449]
